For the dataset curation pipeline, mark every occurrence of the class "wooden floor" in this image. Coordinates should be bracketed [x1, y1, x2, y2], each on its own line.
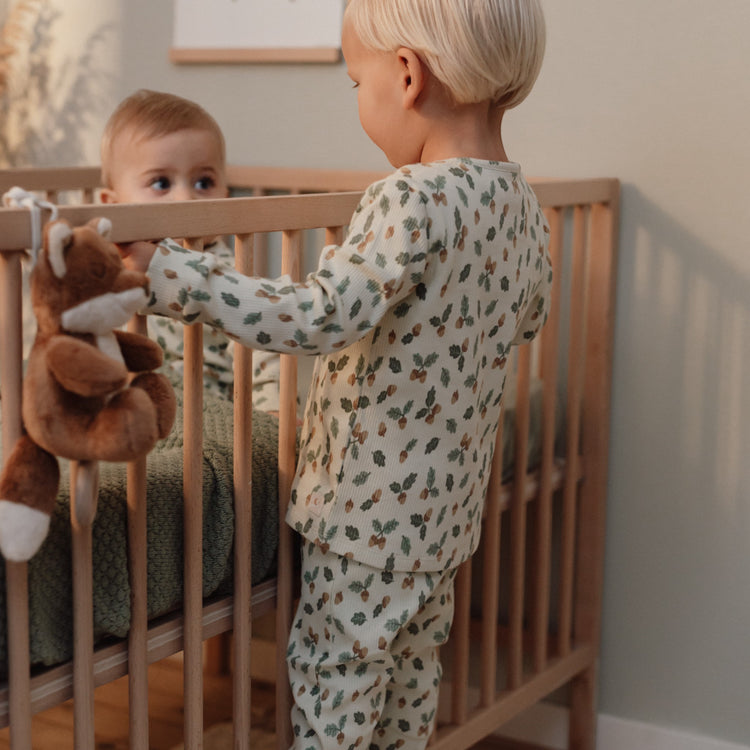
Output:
[0, 655, 276, 750]
[0, 656, 543, 750]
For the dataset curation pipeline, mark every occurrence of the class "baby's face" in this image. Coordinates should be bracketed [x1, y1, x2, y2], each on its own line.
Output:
[103, 127, 227, 204]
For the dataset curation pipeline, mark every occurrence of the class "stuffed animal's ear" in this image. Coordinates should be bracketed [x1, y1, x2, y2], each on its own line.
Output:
[45, 220, 74, 279]
[86, 217, 112, 239]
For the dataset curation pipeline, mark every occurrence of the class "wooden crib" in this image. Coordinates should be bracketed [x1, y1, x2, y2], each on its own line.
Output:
[0, 166, 620, 750]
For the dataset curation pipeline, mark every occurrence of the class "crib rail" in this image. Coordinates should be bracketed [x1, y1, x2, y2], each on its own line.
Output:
[0, 167, 101, 205]
[0, 191, 364, 251]
[0, 171, 619, 750]
[226, 164, 390, 194]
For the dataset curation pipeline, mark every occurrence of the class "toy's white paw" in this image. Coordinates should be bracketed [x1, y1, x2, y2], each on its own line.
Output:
[0, 499, 51, 562]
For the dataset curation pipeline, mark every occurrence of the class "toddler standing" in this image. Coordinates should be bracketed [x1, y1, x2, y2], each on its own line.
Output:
[120, 1, 551, 747]
[101, 89, 280, 407]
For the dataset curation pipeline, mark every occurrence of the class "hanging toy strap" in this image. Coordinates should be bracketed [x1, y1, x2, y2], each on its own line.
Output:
[2, 186, 59, 262]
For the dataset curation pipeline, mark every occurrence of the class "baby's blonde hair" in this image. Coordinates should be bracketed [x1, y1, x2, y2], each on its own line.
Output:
[344, 0, 545, 110]
[100, 89, 226, 188]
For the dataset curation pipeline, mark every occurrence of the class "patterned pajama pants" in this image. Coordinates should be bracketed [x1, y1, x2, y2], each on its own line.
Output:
[287, 541, 458, 750]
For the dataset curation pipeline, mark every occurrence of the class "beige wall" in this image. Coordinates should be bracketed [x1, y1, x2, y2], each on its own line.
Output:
[5, 0, 749, 745]
[517, 3, 750, 743]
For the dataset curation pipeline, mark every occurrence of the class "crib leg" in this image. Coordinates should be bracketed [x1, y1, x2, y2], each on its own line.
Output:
[568, 664, 598, 750]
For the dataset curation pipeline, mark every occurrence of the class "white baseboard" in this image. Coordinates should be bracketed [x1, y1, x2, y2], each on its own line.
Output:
[597, 715, 750, 750]
[495, 702, 750, 750]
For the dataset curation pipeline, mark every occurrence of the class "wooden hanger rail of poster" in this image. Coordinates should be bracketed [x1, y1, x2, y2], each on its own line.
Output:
[169, 46, 341, 64]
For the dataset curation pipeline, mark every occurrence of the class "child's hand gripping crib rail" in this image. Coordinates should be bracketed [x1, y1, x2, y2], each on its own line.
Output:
[0, 168, 619, 750]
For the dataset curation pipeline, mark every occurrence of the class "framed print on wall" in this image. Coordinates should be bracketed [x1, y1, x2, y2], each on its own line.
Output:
[170, 0, 345, 64]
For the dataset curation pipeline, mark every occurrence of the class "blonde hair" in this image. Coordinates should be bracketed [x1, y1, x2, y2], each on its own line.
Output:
[344, 0, 546, 110]
[100, 89, 226, 187]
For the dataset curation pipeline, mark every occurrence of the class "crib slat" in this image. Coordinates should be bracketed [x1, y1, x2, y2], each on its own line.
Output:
[531, 208, 563, 672]
[251, 187, 270, 278]
[575, 201, 616, 643]
[233, 233, 255, 749]
[450, 561, 472, 725]
[276, 229, 302, 749]
[126, 316, 150, 750]
[0, 252, 24, 466]
[569, 200, 618, 749]
[0, 251, 24, 452]
[182, 246, 205, 750]
[126, 454, 149, 750]
[0, 251, 33, 750]
[71, 460, 99, 750]
[479, 416, 504, 706]
[3, 565, 31, 750]
[325, 226, 344, 246]
[507, 344, 532, 689]
[558, 206, 590, 657]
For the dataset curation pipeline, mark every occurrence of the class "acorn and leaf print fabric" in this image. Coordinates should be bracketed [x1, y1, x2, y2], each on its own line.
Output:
[144, 158, 552, 572]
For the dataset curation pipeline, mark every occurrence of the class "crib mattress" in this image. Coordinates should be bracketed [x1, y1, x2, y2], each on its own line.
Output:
[0, 383, 280, 676]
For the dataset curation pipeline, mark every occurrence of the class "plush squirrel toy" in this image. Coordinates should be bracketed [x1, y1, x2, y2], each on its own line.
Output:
[0, 217, 176, 562]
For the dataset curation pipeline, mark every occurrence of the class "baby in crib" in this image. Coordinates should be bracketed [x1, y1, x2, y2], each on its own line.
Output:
[100, 89, 280, 408]
[119, 1, 551, 748]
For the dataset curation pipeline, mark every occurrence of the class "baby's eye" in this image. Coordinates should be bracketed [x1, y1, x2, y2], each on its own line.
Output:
[149, 176, 171, 191]
[194, 176, 216, 191]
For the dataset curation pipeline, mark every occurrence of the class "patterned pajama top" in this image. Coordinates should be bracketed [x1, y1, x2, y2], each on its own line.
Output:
[144, 158, 553, 572]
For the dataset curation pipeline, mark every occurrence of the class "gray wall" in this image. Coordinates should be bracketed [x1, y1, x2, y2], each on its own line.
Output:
[3, 0, 749, 745]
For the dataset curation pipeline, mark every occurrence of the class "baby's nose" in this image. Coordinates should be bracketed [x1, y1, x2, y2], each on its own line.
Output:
[171, 184, 193, 201]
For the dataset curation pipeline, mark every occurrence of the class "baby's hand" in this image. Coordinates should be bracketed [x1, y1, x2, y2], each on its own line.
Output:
[118, 240, 158, 273]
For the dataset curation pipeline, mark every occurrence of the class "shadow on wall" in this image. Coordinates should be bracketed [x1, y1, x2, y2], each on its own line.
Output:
[0, 0, 117, 167]
[603, 183, 750, 741]
[615, 184, 750, 512]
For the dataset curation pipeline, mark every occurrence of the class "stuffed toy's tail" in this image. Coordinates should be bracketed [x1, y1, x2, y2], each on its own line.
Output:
[0, 435, 60, 561]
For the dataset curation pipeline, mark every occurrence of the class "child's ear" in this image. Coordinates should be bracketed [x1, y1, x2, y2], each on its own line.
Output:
[396, 47, 426, 109]
[99, 188, 118, 204]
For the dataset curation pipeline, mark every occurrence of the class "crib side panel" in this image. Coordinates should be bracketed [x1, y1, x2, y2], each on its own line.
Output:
[432, 178, 619, 750]
[0, 173, 618, 750]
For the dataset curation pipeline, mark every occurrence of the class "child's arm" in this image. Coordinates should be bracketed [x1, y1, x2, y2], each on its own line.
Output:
[121, 239, 284, 413]
[130, 181, 431, 358]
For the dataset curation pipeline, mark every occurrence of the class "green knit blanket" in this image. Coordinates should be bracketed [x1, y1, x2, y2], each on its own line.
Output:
[0, 383, 281, 675]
